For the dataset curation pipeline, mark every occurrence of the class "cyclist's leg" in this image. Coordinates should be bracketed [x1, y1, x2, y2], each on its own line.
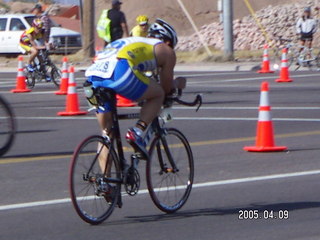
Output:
[136, 79, 164, 125]
[299, 39, 306, 52]
[29, 46, 38, 65]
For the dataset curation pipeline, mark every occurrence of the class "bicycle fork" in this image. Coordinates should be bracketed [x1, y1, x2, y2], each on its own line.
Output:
[156, 130, 179, 174]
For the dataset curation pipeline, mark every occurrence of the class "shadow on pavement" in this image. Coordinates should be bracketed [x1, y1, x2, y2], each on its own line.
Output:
[103, 201, 320, 226]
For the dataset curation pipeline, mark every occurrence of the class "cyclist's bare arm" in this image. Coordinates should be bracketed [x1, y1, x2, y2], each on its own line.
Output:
[121, 22, 129, 38]
[154, 43, 176, 94]
[28, 34, 46, 50]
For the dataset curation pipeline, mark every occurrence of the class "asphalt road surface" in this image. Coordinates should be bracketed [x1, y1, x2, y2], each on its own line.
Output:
[1, 69, 320, 240]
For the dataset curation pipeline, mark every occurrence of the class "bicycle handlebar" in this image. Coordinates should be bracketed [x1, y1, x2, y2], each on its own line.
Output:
[166, 93, 203, 112]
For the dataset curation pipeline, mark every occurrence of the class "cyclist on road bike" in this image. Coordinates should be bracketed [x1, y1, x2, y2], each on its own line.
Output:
[296, 7, 318, 51]
[19, 18, 48, 73]
[130, 15, 149, 37]
[85, 19, 185, 159]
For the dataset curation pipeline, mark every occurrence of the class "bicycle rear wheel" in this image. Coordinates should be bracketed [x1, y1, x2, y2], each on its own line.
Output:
[69, 135, 121, 225]
[146, 128, 194, 213]
[24, 69, 35, 89]
[0, 95, 15, 157]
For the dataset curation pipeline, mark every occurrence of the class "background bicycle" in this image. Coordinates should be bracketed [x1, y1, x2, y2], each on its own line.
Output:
[273, 37, 320, 71]
[24, 49, 62, 89]
[0, 95, 16, 157]
[69, 87, 202, 225]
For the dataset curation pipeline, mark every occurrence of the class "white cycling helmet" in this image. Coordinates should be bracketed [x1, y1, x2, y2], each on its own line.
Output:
[148, 18, 178, 48]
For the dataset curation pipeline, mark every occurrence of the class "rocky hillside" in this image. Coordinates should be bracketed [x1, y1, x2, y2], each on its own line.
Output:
[177, 0, 320, 51]
[2, 0, 319, 51]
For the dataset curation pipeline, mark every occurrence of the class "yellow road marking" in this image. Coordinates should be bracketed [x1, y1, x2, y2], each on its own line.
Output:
[1, 130, 320, 165]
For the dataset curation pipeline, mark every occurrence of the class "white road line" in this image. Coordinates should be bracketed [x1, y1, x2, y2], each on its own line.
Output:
[188, 73, 320, 84]
[1, 169, 320, 211]
[31, 106, 320, 110]
[175, 117, 320, 122]
[14, 116, 320, 122]
[177, 72, 249, 78]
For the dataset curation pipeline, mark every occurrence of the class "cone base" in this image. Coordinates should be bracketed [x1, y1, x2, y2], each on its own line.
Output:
[11, 89, 31, 93]
[243, 146, 287, 152]
[117, 103, 137, 107]
[276, 78, 293, 83]
[257, 70, 274, 73]
[55, 91, 67, 95]
[57, 111, 87, 116]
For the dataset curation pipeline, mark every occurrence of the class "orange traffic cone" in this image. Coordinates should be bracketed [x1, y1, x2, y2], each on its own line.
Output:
[55, 56, 69, 95]
[275, 48, 293, 83]
[257, 44, 274, 73]
[243, 82, 287, 152]
[57, 66, 87, 116]
[116, 94, 137, 107]
[11, 55, 31, 93]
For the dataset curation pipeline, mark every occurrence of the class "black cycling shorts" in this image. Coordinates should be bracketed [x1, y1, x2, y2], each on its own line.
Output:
[301, 33, 313, 41]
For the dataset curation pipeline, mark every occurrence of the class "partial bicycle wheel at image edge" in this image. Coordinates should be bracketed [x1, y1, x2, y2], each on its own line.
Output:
[146, 128, 194, 213]
[69, 135, 121, 225]
[0, 96, 16, 157]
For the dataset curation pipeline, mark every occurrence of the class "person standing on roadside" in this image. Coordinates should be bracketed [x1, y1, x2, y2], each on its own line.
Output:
[103, 0, 129, 46]
[296, 7, 318, 51]
[32, 3, 51, 44]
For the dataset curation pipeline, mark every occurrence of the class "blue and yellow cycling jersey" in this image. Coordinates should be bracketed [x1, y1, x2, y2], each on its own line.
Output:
[85, 37, 163, 112]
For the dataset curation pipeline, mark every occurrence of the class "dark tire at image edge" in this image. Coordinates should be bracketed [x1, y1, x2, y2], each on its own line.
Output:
[0, 96, 16, 157]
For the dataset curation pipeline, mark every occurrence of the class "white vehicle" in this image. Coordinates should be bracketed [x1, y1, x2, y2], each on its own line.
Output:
[0, 14, 82, 54]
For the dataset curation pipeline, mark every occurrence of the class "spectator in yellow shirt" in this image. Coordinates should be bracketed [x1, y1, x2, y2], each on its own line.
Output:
[130, 15, 149, 37]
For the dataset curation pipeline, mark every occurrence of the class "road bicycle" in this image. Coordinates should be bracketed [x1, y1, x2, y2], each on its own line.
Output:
[292, 45, 320, 71]
[69, 86, 202, 225]
[0, 95, 16, 157]
[274, 37, 320, 71]
[24, 49, 62, 89]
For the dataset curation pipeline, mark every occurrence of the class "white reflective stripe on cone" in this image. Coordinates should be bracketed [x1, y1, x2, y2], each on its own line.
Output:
[62, 62, 67, 70]
[17, 70, 24, 77]
[18, 61, 23, 69]
[259, 92, 270, 106]
[68, 86, 76, 94]
[281, 60, 288, 68]
[282, 52, 287, 60]
[68, 73, 75, 84]
[258, 110, 272, 121]
[62, 71, 68, 78]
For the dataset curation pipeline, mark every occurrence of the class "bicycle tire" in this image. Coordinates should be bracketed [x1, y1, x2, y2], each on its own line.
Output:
[69, 135, 121, 225]
[0, 95, 15, 157]
[24, 69, 35, 89]
[50, 64, 61, 88]
[146, 128, 194, 213]
[308, 51, 320, 71]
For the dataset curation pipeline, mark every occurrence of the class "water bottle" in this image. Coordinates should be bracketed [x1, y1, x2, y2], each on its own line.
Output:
[83, 81, 98, 106]
[83, 81, 94, 98]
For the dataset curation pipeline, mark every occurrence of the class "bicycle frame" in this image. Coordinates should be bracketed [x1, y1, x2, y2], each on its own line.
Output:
[92, 88, 201, 176]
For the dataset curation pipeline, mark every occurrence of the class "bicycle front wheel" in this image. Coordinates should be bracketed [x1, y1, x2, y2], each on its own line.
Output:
[69, 135, 121, 225]
[0, 95, 15, 157]
[146, 128, 194, 213]
[50, 64, 61, 88]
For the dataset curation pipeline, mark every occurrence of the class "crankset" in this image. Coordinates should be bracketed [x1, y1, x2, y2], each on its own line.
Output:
[124, 166, 140, 196]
